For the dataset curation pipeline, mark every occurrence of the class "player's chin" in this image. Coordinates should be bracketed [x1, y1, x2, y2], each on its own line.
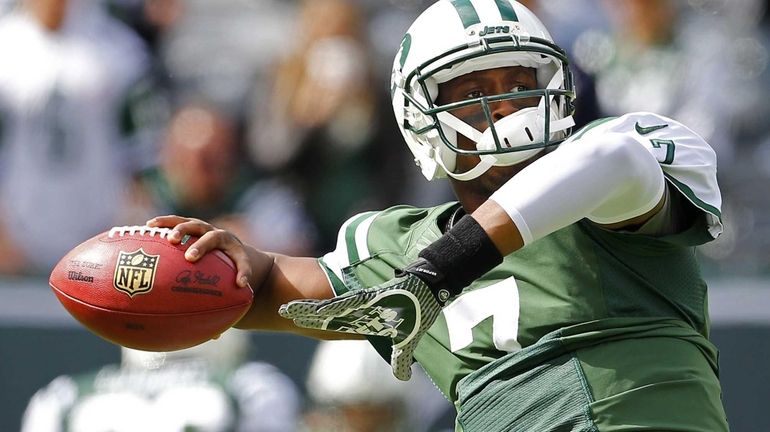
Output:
[481, 165, 519, 191]
[483, 151, 544, 190]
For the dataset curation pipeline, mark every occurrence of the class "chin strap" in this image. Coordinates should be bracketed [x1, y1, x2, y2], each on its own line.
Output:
[445, 156, 497, 181]
[435, 111, 495, 181]
[539, 67, 575, 133]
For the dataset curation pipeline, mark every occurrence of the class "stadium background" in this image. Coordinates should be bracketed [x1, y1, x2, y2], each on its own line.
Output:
[1, 0, 769, 430]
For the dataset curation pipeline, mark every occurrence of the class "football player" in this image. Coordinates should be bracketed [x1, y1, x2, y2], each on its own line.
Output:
[150, 0, 729, 430]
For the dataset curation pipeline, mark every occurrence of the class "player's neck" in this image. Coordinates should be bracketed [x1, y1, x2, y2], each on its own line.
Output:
[452, 187, 486, 214]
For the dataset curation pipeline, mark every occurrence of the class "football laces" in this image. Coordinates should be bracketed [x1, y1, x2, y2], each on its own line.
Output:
[108, 225, 172, 239]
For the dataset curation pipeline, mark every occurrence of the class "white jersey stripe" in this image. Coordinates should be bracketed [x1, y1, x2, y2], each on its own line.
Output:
[321, 213, 361, 282]
[354, 213, 379, 261]
[334, 215, 357, 265]
[321, 211, 380, 285]
[320, 250, 346, 287]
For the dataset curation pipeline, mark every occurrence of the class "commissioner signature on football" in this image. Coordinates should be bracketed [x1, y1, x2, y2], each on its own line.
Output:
[175, 270, 221, 287]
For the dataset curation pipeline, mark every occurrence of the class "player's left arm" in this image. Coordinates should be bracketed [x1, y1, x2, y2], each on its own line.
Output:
[477, 129, 667, 255]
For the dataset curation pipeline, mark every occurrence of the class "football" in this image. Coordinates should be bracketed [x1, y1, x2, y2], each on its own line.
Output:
[49, 226, 253, 351]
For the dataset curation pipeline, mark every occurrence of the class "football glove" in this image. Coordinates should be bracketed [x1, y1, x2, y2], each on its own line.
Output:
[279, 266, 443, 381]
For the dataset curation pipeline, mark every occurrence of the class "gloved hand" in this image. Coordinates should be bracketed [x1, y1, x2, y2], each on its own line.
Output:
[279, 260, 445, 381]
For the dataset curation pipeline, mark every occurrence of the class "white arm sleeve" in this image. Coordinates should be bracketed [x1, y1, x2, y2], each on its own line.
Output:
[489, 132, 665, 245]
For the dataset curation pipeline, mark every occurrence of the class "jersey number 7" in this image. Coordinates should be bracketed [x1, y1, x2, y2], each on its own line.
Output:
[443, 278, 522, 353]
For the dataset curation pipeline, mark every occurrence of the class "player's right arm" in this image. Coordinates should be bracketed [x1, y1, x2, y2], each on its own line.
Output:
[146, 215, 354, 339]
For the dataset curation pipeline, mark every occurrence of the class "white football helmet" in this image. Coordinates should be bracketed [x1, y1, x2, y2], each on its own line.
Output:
[121, 329, 251, 371]
[391, 0, 576, 181]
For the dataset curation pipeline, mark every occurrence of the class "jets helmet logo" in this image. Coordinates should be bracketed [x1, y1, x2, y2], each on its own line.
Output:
[113, 249, 159, 297]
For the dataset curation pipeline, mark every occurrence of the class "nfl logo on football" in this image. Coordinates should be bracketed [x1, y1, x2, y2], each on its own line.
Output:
[113, 249, 159, 297]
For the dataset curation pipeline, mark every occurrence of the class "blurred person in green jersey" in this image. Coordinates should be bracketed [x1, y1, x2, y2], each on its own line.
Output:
[147, 0, 729, 430]
[132, 101, 317, 256]
[0, 0, 160, 275]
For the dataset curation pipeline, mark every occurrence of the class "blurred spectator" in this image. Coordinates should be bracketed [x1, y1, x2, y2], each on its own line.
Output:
[133, 101, 317, 256]
[358, 0, 434, 85]
[572, 0, 754, 165]
[518, 0, 609, 50]
[105, 0, 183, 55]
[695, 0, 770, 274]
[21, 330, 301, 432]
[358, 0, 458, 210]
[569, 0, 770, 273]
[248, 0, 446, 250]
[303, 340, 453, 432]
[0, 0, 162, 275]
[247, 0, 376, 251]
[105, 0, 299, 120]
[248, 0, 374, 169]
[156, 0, 298, 116]
[101, 1, 319, 255]
[516, 0, 603, 128]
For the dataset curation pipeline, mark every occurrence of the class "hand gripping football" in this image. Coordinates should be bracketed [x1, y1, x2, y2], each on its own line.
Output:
[49, 226, 253, 351]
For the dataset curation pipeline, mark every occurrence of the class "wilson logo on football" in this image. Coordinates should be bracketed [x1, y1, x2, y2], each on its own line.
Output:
[113, 249, 159, 297]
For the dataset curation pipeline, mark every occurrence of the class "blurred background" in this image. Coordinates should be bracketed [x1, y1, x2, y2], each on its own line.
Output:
[0, 0, 768, 430]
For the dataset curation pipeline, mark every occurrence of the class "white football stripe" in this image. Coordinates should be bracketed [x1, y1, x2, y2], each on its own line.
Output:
[472, 0, 504, 23]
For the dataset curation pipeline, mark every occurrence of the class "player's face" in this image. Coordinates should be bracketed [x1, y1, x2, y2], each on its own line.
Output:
[437, 66, 542, 208]
[437, 66, 539, 133]
[24, 0, 69, 30]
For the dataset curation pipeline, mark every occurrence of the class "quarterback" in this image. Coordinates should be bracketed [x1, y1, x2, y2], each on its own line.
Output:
[151, 0, 729, 430]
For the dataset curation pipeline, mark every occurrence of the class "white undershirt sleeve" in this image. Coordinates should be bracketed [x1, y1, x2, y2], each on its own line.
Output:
[489, 132, 665, 245]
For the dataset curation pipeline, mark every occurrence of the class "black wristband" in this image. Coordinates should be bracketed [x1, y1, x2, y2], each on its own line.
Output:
[412, 214, 503, 302]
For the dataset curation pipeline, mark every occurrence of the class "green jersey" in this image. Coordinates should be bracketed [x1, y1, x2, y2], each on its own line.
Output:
[319, 113, 728, 431]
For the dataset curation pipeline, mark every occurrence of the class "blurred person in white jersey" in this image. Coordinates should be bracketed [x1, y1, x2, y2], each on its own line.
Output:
[21, 329, 300, 432]
[0, 0, 161, 274]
